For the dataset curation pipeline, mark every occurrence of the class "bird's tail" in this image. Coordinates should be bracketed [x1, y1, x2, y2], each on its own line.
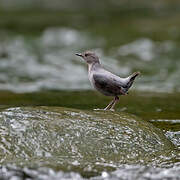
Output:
[126, 71, 140, 88]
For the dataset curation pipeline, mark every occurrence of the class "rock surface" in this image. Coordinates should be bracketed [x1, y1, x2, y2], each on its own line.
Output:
[0, 106, 177, 175]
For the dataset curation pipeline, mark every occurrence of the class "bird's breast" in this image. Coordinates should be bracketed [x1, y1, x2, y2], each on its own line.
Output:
[88, 72, 96, 88]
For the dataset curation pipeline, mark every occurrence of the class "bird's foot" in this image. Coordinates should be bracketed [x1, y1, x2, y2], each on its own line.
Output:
[94, 108, 104, 111]
[103, 107, 109, 111]
[102, 108, 115, 112]
[94, 108, 115, 111]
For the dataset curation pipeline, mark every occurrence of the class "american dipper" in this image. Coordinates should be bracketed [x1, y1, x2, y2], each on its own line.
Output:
[76, 51, 140, 111]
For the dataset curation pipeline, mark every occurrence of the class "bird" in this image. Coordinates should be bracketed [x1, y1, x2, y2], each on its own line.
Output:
[75, 51, 140, 111]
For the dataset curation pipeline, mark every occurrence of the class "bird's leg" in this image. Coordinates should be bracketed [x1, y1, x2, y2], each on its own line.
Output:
[104, 97, 116, 110]
[109, 96, 119, 111]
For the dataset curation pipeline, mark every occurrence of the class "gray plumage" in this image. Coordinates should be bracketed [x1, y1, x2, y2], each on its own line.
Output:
[76, 51, 140, 111]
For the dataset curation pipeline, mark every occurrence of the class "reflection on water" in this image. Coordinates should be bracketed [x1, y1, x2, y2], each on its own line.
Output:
[0, 28, 180, 93]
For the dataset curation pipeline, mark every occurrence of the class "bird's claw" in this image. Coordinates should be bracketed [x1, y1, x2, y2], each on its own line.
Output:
[94, 108, 104, 111]
[94, 108, 115, 112]
[103, 108, 109, 111]
[103, 108, 115, 112]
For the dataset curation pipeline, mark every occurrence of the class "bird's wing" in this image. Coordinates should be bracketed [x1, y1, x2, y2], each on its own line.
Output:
[93, 73, 127, 95]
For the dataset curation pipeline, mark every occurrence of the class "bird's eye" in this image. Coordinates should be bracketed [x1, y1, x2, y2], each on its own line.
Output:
[85, 53, 88, 57]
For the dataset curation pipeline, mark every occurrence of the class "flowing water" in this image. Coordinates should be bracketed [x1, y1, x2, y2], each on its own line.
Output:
[0, 0, 180, 179]
[1, 27, 180, 93]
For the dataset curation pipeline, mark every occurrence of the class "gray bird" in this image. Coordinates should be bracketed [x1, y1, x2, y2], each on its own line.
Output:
[76, 51, 140, 111]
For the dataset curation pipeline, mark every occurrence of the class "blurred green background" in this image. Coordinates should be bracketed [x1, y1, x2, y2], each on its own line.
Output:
[0, 1, 180, 179]
[1, 0, 180, 92]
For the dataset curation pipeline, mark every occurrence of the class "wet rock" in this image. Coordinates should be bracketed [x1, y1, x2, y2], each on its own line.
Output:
[0, 107, 177, 174]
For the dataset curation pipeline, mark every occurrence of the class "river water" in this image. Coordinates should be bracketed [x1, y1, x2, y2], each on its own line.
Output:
[0, 1, 180, 179]
[0, 27, 180, 93]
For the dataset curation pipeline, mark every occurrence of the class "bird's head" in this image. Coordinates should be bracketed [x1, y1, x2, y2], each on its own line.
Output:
[75, 51, 100, 64]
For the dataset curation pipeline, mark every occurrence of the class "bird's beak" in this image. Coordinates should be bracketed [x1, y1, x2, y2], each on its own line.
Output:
[75, 53, 83, 57]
